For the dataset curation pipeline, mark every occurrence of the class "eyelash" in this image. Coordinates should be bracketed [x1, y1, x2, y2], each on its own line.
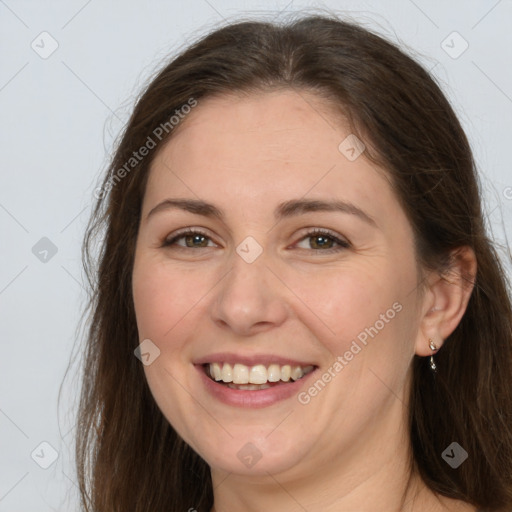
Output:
[161, 228, 351, 254]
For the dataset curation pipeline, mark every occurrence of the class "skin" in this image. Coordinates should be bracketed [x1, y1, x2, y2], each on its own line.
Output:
[132, 90, 477, 512]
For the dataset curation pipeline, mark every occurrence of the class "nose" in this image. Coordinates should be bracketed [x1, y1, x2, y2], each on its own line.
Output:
[210, 249, 289, 337]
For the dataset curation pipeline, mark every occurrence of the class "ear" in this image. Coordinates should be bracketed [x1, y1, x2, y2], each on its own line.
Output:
[415, 246, 477, 357]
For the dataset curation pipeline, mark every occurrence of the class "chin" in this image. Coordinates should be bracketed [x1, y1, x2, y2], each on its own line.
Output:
[189, 430, 310, 477]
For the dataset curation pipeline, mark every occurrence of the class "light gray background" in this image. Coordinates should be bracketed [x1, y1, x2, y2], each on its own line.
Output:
[1, 0, 511, 510]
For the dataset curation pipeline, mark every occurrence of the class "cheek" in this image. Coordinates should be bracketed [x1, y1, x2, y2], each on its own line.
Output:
[282, 262, 402, 347]
[132, 257, 205, 341]
[132, 259, 209, 445]
[286, 260, 418, 389]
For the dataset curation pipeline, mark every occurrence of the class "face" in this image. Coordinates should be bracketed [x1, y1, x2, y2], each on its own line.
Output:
[132, 90, 425, 479]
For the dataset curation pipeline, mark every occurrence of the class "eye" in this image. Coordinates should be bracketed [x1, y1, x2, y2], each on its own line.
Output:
[161, 229, 216, 249]
[161, 227, 351, 253]
[294, 228, 351, 254]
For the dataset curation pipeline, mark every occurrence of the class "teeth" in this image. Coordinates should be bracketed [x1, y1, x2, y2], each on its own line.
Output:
[233, 363, 249, 384]
[290, 366, 304, 380]
[267, 364, 281, 382]
[249, 364, 268, 385]
[211, 362, 222, 381]
[227, 383, 272, 390]
[281, 364, 291, 382]
[207, 362, 314, 384]
[221, 362, 233, 382]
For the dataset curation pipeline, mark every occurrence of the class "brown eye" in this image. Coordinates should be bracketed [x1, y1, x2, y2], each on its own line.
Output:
[295, 229, 350, 253]
[162, 229, 215, 249]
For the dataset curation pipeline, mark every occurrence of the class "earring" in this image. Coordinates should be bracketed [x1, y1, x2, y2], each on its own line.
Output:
[428, 338, 438, 372]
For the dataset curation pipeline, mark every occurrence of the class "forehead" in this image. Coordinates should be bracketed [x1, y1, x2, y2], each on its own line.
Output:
[166, 89, 349, 159]
[143, 90, 396, 224]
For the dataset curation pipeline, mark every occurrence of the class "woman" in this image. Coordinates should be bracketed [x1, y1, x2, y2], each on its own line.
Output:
[77, 13, 512, 512]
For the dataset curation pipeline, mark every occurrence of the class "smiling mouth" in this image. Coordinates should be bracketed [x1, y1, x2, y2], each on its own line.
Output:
[204, 362, 316, 390]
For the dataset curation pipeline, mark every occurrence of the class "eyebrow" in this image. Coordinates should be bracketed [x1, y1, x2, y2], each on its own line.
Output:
[146, 198, 377, 227]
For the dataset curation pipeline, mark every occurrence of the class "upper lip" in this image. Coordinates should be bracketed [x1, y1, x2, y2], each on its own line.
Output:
[194, 352, 317, 368]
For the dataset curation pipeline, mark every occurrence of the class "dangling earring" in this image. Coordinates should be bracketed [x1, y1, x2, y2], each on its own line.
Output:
[428, 338, 438, 372]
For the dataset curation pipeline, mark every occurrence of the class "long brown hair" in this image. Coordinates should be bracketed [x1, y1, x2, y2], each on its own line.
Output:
[76, 13, 512, 511]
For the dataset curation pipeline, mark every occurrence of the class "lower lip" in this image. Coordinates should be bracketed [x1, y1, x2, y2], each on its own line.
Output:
[195, 365, 317, 408]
